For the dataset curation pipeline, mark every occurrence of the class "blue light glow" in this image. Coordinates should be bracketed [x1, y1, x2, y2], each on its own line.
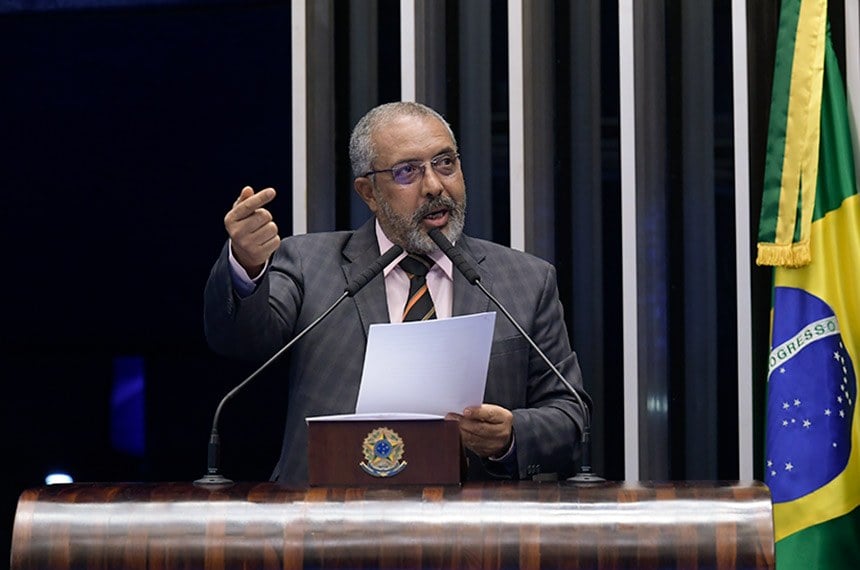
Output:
[112, 356, 145, 457]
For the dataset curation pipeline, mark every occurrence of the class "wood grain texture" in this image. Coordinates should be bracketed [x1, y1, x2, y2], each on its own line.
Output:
[11, 481, 774, 569]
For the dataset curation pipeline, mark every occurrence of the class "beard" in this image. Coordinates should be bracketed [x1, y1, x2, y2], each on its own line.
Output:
[375, 192, 467, 255]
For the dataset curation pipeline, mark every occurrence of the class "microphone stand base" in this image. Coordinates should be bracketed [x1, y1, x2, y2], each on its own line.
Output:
[193, 473, 234, 487]
[566, 471, 607, 485]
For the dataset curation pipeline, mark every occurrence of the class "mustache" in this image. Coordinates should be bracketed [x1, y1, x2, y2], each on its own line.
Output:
[411, 196, 460, 224]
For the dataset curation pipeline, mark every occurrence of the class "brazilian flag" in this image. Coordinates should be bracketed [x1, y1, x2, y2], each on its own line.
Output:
[757, 1, 860, 568]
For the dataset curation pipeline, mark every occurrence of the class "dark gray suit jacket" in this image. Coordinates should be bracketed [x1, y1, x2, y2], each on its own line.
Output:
[204, 219, 589, 485]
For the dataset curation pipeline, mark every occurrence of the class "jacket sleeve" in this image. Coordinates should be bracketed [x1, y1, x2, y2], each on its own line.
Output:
[203, 240, 301, 363]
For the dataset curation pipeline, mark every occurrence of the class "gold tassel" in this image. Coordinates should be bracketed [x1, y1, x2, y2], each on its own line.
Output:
[756, 241, 812, 268]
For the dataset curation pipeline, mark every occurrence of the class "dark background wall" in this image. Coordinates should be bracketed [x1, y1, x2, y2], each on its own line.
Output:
[1, 1, 298, 561]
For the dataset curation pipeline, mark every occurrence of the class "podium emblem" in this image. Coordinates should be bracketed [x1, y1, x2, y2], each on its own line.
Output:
[360, 427, 407, 477]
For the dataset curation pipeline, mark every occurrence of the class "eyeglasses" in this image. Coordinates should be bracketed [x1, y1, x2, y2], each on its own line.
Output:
[363, 152, 460, 186]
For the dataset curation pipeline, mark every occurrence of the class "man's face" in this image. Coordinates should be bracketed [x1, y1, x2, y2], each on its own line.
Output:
[355, 114, 466, 254]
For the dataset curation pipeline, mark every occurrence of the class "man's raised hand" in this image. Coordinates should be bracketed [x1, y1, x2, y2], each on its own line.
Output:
[224, 186, 280, 276]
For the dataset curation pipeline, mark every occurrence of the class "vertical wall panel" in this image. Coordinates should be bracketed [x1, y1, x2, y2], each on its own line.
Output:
[508, 0, 525, 251]
[458, 0, 494, 240]
[348, 0, 382, 229]
[291, 0, 307, 234]
[619, 0, 641, 482]
[521, 1, 555, 259]
[291, 0, 336, 233]
[414, 0, 447, 111]
[633, 0, 671, 481]
[401, 0, 416, 101]
[567, 0, 607, 477]
[732, 0, 755, 481]
[681, 0, 718, 479]
[305, 0, 336, 232]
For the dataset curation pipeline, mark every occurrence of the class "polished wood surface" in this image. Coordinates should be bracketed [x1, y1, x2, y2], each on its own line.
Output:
[11, 481, 774, 569]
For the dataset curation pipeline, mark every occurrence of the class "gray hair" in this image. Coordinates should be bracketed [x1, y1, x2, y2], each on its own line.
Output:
[349, 101, 458, 178]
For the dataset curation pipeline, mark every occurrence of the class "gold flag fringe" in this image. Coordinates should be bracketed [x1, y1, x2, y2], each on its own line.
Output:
[756, 241, 812, 268]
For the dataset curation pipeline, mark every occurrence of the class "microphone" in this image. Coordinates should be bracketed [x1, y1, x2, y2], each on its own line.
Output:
[427, 228, 602, 484]
[195, 244, 404, 486]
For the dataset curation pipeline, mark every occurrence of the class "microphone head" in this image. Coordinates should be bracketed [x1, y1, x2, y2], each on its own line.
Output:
[428, 228, 480, 285]
[427, 227, 451, 250]
[346, 244, 404, 296]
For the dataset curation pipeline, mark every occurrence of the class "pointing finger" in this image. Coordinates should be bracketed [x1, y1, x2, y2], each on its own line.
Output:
[234, 186, 255, 206]
[232, 187, 277, 220]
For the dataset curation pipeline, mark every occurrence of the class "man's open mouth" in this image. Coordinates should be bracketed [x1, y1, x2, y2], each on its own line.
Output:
[424, 208, 448, 220]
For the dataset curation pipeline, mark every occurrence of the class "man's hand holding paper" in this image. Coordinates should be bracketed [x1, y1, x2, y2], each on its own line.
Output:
[446, 404, 514, 458]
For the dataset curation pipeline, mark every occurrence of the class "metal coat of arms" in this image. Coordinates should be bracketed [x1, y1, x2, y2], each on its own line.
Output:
[359, 427, 407, 477]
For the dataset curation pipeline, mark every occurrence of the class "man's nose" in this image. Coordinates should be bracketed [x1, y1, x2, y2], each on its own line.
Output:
[420, 165, 445, 197]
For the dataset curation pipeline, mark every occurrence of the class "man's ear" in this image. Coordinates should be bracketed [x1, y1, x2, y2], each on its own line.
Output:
[354, 177, 378, 213]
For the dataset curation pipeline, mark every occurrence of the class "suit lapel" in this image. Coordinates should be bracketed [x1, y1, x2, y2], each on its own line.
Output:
[342, 219, 391, 336]
[452, 235, 492, 316]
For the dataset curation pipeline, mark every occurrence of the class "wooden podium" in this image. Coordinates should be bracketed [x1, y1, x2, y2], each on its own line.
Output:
[11, 481, 774, 569]
[307, 417, 465, 485]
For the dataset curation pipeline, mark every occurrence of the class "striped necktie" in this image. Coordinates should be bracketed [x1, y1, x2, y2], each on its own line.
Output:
[399, 254, 437, 322]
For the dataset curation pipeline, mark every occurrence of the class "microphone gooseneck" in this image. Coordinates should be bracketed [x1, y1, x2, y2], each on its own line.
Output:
[429, 228, 481, 284]
[194, 244, 404, 486]
[346, 245, 405, 295]
[427, 228, 602, 484]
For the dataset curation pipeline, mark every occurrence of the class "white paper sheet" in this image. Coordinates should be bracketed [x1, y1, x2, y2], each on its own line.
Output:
[354, 312, 496, 416]
[307, 412, 444, 422]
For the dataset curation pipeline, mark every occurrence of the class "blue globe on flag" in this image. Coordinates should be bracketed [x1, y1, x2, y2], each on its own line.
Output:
[765, 287, 856, 503]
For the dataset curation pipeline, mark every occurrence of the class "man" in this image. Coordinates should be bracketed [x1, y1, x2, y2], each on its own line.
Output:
[204, 101, 590, 485]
